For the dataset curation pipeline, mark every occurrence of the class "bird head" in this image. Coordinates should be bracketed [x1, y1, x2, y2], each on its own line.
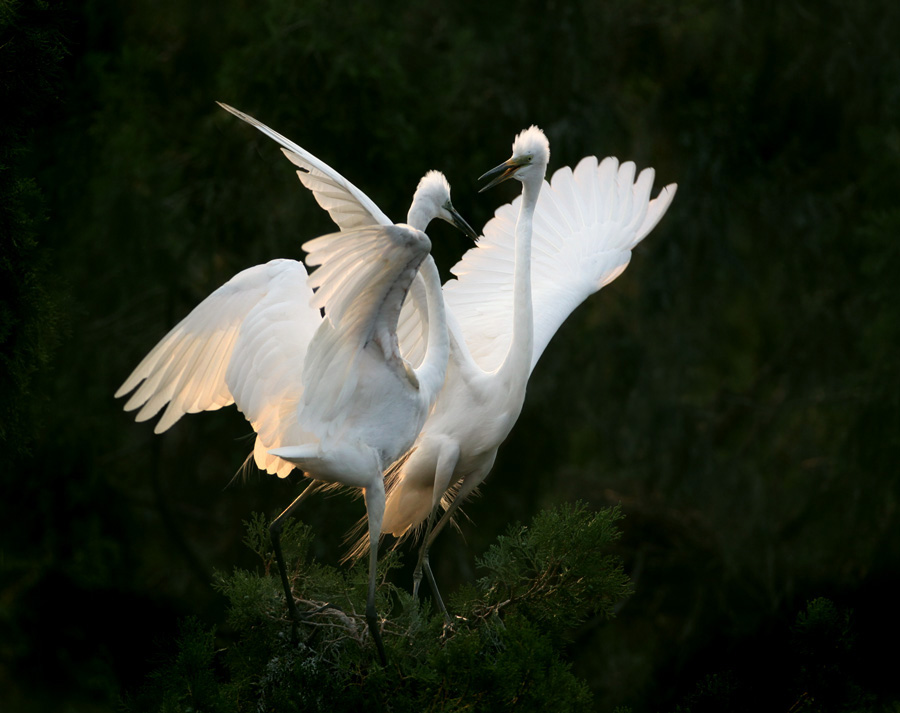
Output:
[479, 126, 550, 192]
[410, 170, 479, 241]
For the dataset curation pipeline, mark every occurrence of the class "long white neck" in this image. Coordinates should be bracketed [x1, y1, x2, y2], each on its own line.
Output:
[497, 171, 542, 381]
[413, 256, 449, 405]
[406, 201, 432, 233]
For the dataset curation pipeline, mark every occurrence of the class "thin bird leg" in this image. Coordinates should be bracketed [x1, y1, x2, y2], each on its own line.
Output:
[411, 507, 437, 599]
[426, 475, 478, 548]
[423, 550, 451, 624]
[412, 508, 450, 623]
[270, 480, 317, 625]
[409, 477, 479, 622]
[412, 443, 458, 621]
[363, 480, 388, 666]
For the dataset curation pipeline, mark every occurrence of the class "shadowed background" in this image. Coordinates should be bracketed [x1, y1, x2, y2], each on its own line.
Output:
[2, 0, 899, 710]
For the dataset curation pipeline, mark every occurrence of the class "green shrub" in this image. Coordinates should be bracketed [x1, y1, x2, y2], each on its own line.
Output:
[127, 503, 629, 712]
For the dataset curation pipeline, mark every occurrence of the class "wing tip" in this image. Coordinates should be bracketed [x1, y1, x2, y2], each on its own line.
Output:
[114, 380, 135, 400]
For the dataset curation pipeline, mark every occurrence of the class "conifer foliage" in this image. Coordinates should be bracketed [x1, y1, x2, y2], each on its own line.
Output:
[127, 504, 630, 712]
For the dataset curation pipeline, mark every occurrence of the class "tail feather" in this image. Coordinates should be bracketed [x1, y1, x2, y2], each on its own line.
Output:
[343, 478, 475, 563]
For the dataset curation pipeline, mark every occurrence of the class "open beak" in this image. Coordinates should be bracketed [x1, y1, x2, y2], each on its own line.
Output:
[479, 158, 522, 192]
[447, 205, 479, 242]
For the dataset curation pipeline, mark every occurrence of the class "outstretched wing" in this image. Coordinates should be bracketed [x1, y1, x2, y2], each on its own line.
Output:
[116, 259, 319, 477]
[116, 260, 309, 435]
[217, 102, 392, 230]
[299, 224, 431, 438]
[443, 156, 677, 373]
[225, 262, 322, 477]
[219, 102, 438, 376]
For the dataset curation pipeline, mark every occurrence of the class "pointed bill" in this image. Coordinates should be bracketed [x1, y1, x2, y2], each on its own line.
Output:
[446, 203, 479, 241]
[478, 158, 525, 192]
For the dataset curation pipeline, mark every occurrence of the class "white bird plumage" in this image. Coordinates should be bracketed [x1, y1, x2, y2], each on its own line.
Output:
[265, 222, 447, 665]
[115, 258, 318, 477]
[373, 128, 678, 610]
[115, 104, 480, 662]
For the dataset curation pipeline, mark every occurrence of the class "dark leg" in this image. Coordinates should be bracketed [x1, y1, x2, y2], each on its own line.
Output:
[411, 507, 436, 599]
[422, 551, 450, 623]
[411, 445, 459, 623]
[412, 508, 450, 623]
[270, 481, 316, 626]
[363, 481, 388, 666]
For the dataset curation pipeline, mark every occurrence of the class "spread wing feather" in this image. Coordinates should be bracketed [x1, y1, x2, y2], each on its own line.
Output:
[225, 263, 322, 477]
[443, 156, 677, 374]
[115, 260, 311, 439]
[217, 102, 391, 230]
[218, 103, 440, 385]
[299, 225, 431, 438]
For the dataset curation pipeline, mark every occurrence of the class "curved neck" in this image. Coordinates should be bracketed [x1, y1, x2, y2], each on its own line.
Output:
[414, 256, 449, 402]
[497, 172, 542, 381]
[406, 201, 431, 233]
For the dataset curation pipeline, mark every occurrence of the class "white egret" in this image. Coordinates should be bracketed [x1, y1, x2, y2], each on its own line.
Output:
[118, 222, 445, 664]
[370, 129, 678, 615]
[116, 105, 479, 662]
[267, 221, 448, 664]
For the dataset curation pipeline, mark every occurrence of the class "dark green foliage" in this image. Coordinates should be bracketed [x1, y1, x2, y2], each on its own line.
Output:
[790, 598, 858, 712]
[469, 502, 631, 642]
[0, 0, 66, 450]
[671, 672, 741, 713]
[128, 618, 229, 713]
[130, 504, 626, 712]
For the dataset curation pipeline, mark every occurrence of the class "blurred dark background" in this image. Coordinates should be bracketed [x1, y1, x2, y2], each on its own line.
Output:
[2, 0, 899, 710]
